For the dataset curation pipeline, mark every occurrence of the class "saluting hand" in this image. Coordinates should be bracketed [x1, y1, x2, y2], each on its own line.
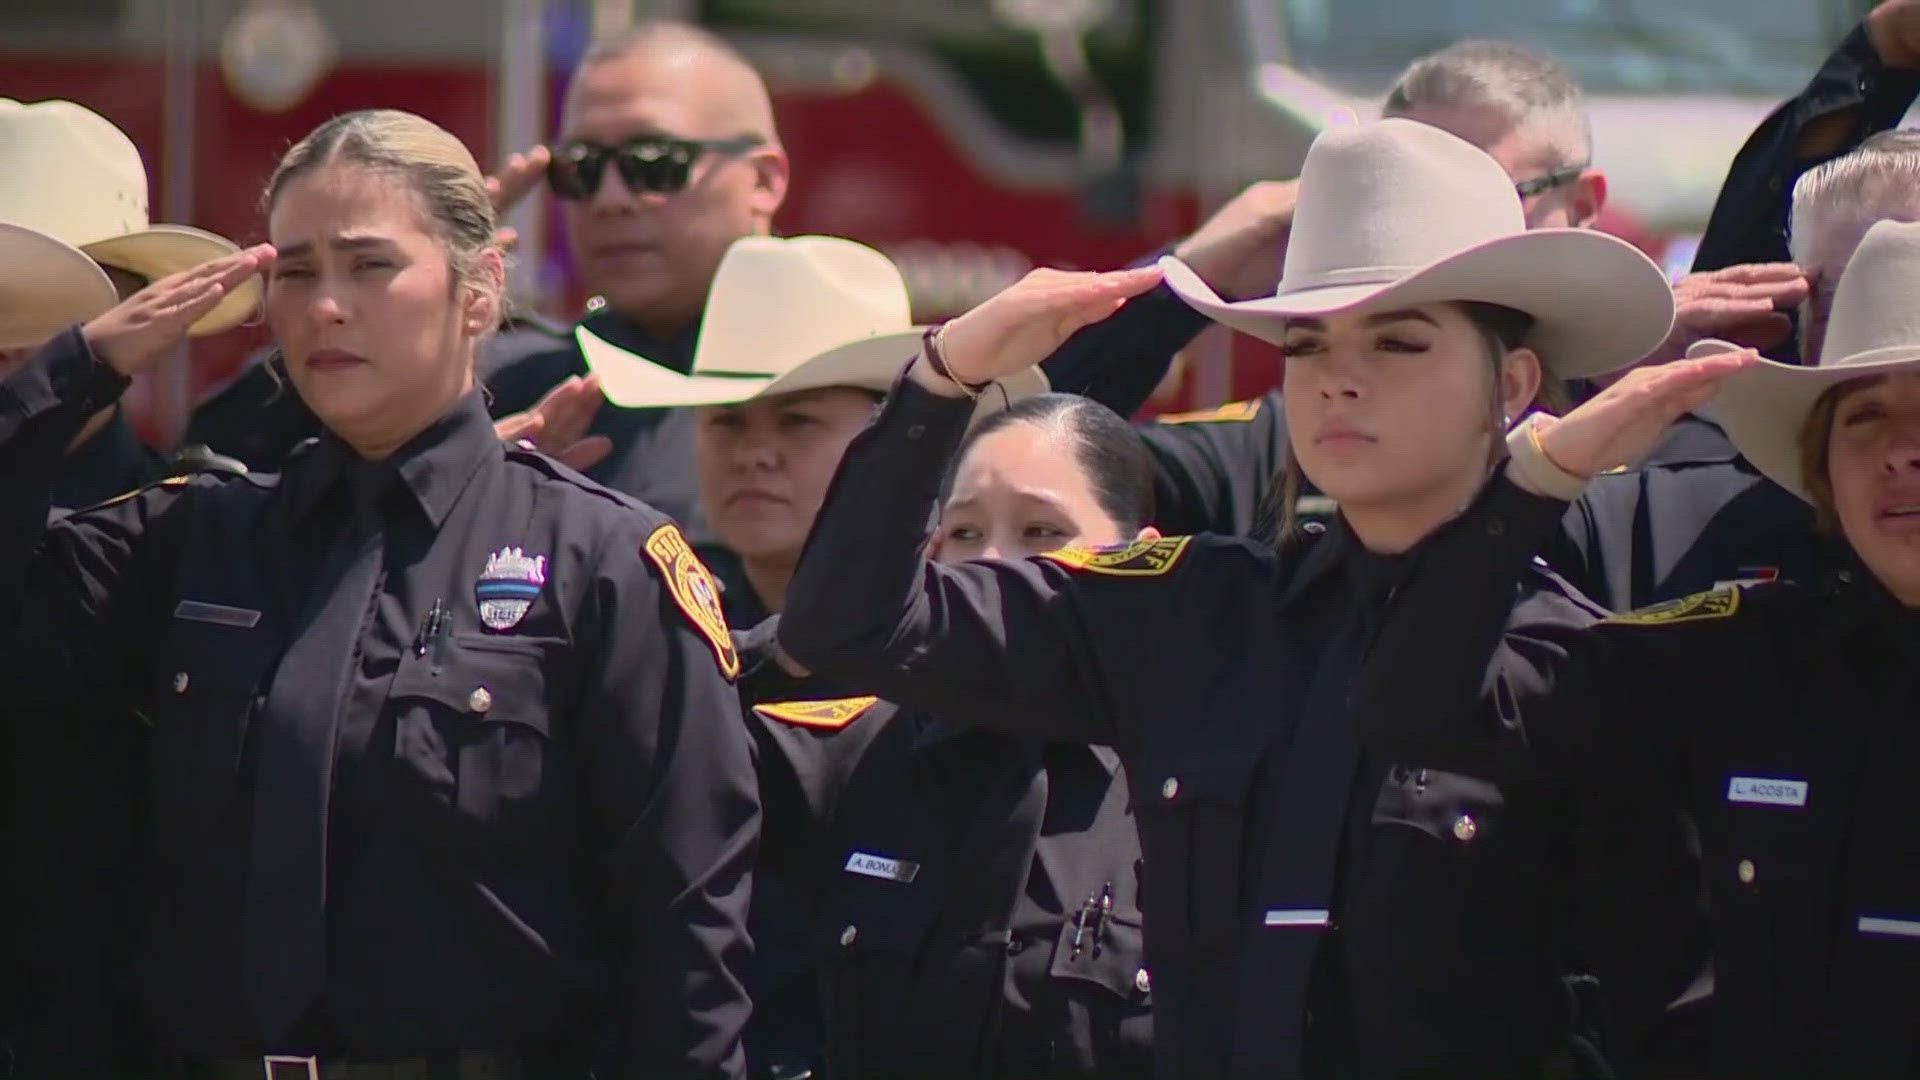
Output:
[83, 245, 275, 377]
[927, 265, 1165, 392]
[1534, 349, 1758, 478]
[493, 372, 614, 471]
[485, 145, 552, 251]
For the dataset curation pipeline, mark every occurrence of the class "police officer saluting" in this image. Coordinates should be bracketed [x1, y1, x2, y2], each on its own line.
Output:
[1381, 217, 1920, 1076]
[584, 235, 1155, 1079]
[779, 120, 1697, 1078]
[0, 109, 757, 1079]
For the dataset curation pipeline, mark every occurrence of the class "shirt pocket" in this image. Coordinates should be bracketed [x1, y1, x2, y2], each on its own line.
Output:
[385, 633, 566, 846]
[1129, 759, 1253, 957]
[144, 621, 269, 837]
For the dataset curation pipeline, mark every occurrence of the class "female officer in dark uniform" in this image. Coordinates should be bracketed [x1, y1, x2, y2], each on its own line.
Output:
[0, 109, 757, 1079]
[1357, 216, 1920, 1077]
[778, 119, 1699, 1079]
[742, 394, 1158, 1080]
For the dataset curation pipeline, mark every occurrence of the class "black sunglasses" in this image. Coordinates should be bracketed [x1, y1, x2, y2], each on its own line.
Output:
[1513, 162, 1588, 200]
[546, 134, 764, 200]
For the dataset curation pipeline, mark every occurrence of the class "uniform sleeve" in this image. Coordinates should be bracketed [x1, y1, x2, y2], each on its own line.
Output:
[1693, 24, 1920, 291]
[579, 519, 760, 1079]
[0, 328, 177, 710]
[1038, 279, 1212, 420]
[779, 374, 1122, 747]
[1136, 390, 1287, 537]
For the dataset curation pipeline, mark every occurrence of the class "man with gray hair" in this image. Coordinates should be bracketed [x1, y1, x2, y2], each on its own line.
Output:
[1383, 40, 1604, 229]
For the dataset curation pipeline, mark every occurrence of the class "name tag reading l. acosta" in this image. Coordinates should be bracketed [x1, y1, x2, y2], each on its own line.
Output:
[1726, 776, 1808, 808]
[844, 852, 920, 884]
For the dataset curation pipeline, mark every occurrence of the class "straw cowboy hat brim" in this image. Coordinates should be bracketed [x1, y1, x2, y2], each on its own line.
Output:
[578, 325, 1048, 415]
[0, 223, 117, 348]
[1691, 337, 1920, 505]
[1159, 226, 1674, 381]
[84, 224, 261, 336]
[0, 222, 257, 348]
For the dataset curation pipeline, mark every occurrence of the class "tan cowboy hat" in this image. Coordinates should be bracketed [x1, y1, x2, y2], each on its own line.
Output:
[1158, 118, 1674, 380]
[579, 234, 1047, 412]
[1704, 219, 1920, 504]
[0, 98, 258, 348]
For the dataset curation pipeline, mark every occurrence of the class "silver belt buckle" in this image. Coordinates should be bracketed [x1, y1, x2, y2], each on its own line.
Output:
[262, 1055, 320, 1080]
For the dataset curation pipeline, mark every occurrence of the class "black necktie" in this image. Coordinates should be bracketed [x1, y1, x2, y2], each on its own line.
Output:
[1231, 609, 1366, 1079]
[243, 467, 390, 1043]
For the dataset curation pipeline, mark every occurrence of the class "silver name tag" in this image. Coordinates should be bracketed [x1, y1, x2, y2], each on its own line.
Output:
[173, 600, 262, 628]
[1858, 916, 1920, 940]
[844, 852, 919, 884]
[1726, 776, 1808, 808]
[1263, 908, 1330, 928]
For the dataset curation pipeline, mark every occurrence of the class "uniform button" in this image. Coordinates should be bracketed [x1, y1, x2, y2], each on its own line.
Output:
[1485, 518, 1506, 537]
[1452, 814, 1478, 842]
[1134, 967, 1151, 994]
[1737, 859, 1756, 885]
[839, 924, 858, 947]
[469, 686, 493, 713]
[171, 672, 190, 694]
[1302, 521, 1327, 535]
[1161, 777, 1180, 800]
[906, 424, 926, 439]
[1005, 936, 1026, 956]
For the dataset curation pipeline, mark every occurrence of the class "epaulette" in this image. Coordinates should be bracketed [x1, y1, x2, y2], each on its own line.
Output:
[1156, 398, 1262, 425]
[1602, 586, 1741, 627]
[167, 443, 249, 477]
[1040, 535, 1191, 576]
[753, 696, 880, 730]
[502, 444, 644, 512]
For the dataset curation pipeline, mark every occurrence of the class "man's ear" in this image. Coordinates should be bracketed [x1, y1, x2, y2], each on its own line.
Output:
[1571, 169, 1608, 228]
[749, 147, 790, 226]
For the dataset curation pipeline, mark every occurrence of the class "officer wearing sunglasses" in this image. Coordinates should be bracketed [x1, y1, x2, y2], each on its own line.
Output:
[547, 133, 766, 201]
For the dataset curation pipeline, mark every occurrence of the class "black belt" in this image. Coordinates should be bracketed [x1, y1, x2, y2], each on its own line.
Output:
[194, 1049, 567, 1080]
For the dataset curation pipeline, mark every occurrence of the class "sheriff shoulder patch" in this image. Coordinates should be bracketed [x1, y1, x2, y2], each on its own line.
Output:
[1603, 586, 1740, 627]
[1156, 398, 1262, 425]
[642, 523, 741, 680]
[753, 696, 880, 730]
[1040, 535, 1191, 576]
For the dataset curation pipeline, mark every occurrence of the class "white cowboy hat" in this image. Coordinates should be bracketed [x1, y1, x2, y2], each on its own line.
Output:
[579, 234, 1046, 412]
[0, 98, 258, 348]
[1703, 218, 1920, 504]
[1157, 118, 1674, 380]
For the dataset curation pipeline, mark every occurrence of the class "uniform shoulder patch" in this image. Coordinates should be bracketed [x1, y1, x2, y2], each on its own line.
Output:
[642, 523, 742, 680]
[1156, 398, 1262, 425]
[753, 696, 880, 730]
[1603, 586, 1740, 627]
[1040, 535, 1191, 576]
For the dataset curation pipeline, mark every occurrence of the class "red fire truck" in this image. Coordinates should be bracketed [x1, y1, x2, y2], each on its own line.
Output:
[1, 0, 1867, 437]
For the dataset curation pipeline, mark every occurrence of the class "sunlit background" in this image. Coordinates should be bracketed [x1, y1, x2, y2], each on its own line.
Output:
[0, 0, 1879, 438]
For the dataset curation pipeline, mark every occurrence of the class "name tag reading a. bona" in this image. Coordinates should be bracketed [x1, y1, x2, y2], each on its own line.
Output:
[1726, 776, 1809, 808]
[844, 852, 920, 884]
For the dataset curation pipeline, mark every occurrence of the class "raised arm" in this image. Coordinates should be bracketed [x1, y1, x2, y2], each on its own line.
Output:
[0, 249, 272, 707]
[779, 266, 1166, 745]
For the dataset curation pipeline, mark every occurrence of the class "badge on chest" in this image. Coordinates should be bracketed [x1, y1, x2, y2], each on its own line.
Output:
[476, 546, 548, 631]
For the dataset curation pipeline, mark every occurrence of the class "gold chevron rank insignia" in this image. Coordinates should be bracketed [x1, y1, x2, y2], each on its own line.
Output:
[753, 697, 880, 730]
[1040, 535, 1191, 576]
[1603, 587, 1740, 627]
[1156, 398, 1262, 424]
